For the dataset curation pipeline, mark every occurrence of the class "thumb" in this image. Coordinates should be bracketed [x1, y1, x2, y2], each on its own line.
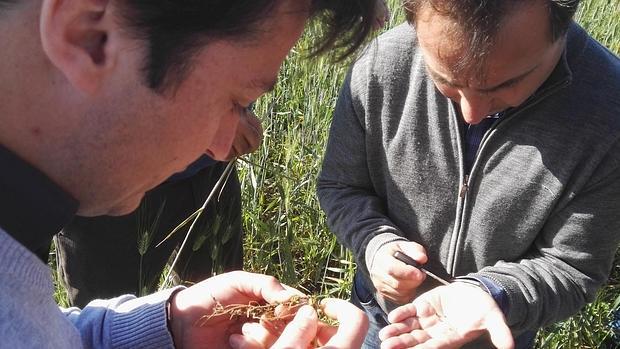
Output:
[397, 241, 427, 264]
[484, 312, 515, 349]
[271, 305, 318, 349]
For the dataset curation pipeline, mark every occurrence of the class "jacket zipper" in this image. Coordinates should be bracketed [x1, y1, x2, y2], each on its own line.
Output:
[459, 175, 469, 198]
[446, 77, 571, 276]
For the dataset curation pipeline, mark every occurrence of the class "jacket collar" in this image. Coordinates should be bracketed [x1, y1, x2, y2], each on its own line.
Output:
[530, 22, 591, 102]
[493, 22, 589, 121]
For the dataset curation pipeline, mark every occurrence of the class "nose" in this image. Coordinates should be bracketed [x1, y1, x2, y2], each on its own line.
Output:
[205, 109, 240, 161]
[457, 90, 494, 124]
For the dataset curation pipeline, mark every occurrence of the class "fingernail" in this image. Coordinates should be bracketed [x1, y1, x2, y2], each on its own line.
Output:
[298, 305, 315, 319]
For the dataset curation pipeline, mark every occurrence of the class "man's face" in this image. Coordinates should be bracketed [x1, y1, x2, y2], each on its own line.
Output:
[415, 1, 565, 124]
[81, 0, 309, 215]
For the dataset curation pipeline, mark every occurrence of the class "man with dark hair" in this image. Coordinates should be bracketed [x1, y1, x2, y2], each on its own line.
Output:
[317, 0, 620, 348]
[52, 0, 394, 309]
[0, 0, 377, 347]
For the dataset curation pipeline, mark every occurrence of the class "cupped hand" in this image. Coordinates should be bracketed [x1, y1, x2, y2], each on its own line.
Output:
[378, 282, 514, 349]
[168, 271, 303, 349]
[370, 241, 427, 304]
[228, 298, 369, 349]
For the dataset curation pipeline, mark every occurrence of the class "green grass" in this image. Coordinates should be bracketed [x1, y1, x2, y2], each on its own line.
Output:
[576, 0, 620, 54]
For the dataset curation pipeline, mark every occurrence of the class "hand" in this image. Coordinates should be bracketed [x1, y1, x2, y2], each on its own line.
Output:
[169, 271, 302, 349]
[378, 282, 515, 349]
[370, 241, 428, 304]
[372, 0, 389, 30]
[222, 109, 263, 160]
[228, 298, 369, 349]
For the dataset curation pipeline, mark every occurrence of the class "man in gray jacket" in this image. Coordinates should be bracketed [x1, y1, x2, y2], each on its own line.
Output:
[317, 0, 620, 348]
[0, 0, 376, 347]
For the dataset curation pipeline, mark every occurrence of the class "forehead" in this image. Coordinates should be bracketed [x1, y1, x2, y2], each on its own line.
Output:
[415, 1, 553, 87]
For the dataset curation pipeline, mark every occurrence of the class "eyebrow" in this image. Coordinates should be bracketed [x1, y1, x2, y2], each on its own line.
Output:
[427, 64, 539, 93]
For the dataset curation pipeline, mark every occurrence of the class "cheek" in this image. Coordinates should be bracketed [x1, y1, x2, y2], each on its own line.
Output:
[176, 102, 226, 145]
[503, 74, 551, 107]
[499, 87, 534, 108]
[147, 112, 219, 175]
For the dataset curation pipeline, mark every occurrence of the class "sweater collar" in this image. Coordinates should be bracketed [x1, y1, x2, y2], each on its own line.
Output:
[526, 22, 589, 102]
[0, 144, 78, 257]
[483, 22, 586, 120]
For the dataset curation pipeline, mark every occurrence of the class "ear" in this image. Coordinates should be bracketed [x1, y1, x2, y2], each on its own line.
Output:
[40, 0, 119, 95]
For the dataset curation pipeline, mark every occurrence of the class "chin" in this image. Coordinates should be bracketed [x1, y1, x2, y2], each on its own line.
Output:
[107, 197, 144, 216]
[78, 195, 144, 217]
[106, 205, 140, 216]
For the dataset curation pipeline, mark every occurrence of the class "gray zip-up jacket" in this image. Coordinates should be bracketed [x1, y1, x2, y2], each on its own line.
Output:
[317, 22, 620, 335]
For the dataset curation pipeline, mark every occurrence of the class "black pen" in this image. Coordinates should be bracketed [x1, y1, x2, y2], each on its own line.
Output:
[393, 251, 451, 286]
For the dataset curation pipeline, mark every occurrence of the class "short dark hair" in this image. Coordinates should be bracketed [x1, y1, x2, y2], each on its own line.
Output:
[1, 0, 376, 93]
[0, 0, 16, 10]
[403, 0, 580, 77]
[118, 0, 376, 93]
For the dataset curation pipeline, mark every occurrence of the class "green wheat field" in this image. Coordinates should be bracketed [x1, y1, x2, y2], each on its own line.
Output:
[53, 1, 620, 348]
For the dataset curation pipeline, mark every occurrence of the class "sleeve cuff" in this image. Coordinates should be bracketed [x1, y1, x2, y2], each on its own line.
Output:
[454, 276, 509, 316]
[365, 231, 408, 273]
[110, 286, 185, 349]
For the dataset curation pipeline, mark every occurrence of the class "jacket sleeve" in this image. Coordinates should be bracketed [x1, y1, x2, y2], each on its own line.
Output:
[61, 287, 183, 348]
[474, 145, 620, 334]
[317, 71, 407, 276]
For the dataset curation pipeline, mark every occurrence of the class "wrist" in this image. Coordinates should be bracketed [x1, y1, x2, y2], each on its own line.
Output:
[166, 287, 185, 349]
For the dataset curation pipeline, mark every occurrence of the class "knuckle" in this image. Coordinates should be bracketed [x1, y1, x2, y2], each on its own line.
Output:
[260, 274, 280, 287]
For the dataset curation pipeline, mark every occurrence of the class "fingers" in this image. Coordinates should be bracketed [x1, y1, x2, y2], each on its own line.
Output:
[177, 272, 304, 330]
[378, 316, 421, 341]
[395, 242, 428, 265]
[229, 322, 274, 349]
[387, 303, 418, 324]
[380, 330, 432, 349]
[380, 304, 422, 347]
[229, 334, 263, 349]
[318, 298, 369, 348]
[375, 242, 428, 281]
[371, 242, 428, 303]
[315, 323, 337, 345]
[374, 282, 416, 304]
[226, 271, 303, 305]
[270, 305, 318, 349]
[230, 299, 370, 349]
[385, 285, 515, 349]
[231, 307, 319, 349]
[254, 276, 304, 305]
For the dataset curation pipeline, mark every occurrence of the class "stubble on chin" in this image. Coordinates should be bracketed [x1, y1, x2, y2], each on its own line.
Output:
[75, 191, 145, 217]
[106, 193, 145, 216]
